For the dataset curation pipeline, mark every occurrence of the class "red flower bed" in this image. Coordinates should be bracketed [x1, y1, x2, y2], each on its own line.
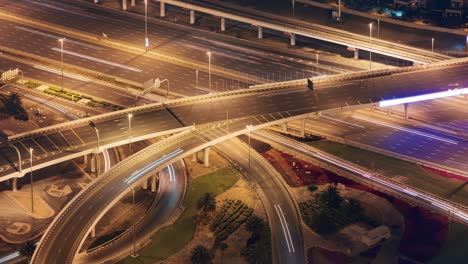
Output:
[421, 166, 468, 182]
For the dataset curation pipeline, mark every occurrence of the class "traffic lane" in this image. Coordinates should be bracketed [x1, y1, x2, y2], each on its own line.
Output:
[32, 132, 204, 264]
[77, 159, 186, 264]
[0, 57, 146, 107]
[0, 107, 181, 170]
[0, 19, 248, 96]
[217, 139, 304, 263]
[302, 113, 468, 172]
[3, 0, 340, 79]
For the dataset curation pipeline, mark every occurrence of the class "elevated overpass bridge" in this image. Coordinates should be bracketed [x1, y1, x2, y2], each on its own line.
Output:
[96, 0, 453, 64]
[17, 57, 468, 263]
[2, 58, 468, 186]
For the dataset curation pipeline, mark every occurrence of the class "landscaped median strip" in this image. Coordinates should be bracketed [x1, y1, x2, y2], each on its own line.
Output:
[23, 79, 125, 112]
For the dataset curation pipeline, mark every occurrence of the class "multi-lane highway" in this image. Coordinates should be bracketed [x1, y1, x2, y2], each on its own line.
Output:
[157, 0, 451, 63]
[2, 60, 468, 182]
[0, 0, 363, 97]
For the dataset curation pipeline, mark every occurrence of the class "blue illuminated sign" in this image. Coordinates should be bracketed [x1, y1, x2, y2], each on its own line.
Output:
[379, 88, 468, 107]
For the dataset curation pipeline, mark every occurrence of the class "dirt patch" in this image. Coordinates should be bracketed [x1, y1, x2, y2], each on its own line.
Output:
[185, 150, 231, 180]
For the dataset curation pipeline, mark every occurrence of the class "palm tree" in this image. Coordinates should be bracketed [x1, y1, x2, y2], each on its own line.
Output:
[242, 242, 269, 264]
[245, 215, 265, 235]
[19, 241, 36, 262]
[317, 185, 343, 209]
[197, 192, 216, 215]
[191, 245, 212, 264]
[219, 242, 228, 264]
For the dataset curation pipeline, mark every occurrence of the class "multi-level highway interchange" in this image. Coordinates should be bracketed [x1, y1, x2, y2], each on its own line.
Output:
[0, 0, 467, 263]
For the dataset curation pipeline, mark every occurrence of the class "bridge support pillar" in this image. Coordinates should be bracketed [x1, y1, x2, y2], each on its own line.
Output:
[404, 103, 409, 120]
[122, 0, 127, 11]
[82, 154, 88, 165]
[151, 174, 158, 192]
[290, 33, 296, 46]
[354, 49, 359, 59]
[87, 154, 99, 174]
[300, 119, 306, 137]
[192, 152, 199, 162]
[282, 122, 288, 132]
[258, 26, 263, 39]
[160, 2, 166, 17]
[12, 178, 17, 192]
[131, 0, 135, 7]
[221, 17, 226, 31]
[91, 226, 96, 238]
[190, 10, 195, 24]
[204, 147, 210, 167]
[94, 0, 98, 3]
[387, 106, 391, 115]
[143, 177, 148, 190]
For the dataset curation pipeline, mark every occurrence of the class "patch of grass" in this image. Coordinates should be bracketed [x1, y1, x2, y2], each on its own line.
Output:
[118, 167, 241, 264]
[430, 222, 468, 264]
[307, 140, 468, 206]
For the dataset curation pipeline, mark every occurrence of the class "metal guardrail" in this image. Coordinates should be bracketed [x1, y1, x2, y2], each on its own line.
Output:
[256, 130, 468, 213]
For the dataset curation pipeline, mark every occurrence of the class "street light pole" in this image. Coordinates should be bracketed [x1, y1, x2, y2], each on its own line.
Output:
[145, 0, 149, 51]
[316, 53, 319, 65]
[58, 38, 65, 92]
[131, 187, 138, 257]
[292, 1, 295, 17]
[128, 113, 133, 154]
[246, 125, 252, 176]
[29, 148, 34, 213]
[89, 121, 100, 150]
[369, 22, 373, 70]
[431, 38, 434, 53]
[207, 51, 212, 90]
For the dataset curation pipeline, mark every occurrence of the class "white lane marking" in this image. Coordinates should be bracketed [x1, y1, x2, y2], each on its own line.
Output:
[277, 205, 295, 253]
[51, 48, 142, 73]
[34, 65, 91, 82]
[320, 115, 365, 128]
[352, 115, 458, 145]
[15, 26, 102, 50]
[274, 204, 293, 254]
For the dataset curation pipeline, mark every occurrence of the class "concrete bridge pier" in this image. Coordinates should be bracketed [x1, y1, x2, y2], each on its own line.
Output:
[192, 152, 199, 162]
[190, 10, 195, 24]
[160, 2, 166, 17]
[258, 26, 263, 39]
[282, 122, 288, 132]
[131, 0, 135, 7]
[142, 177, 148, 190]
[12, 178, 17, 192]
[354, 48, 359, 59]
[387, 106, 391, 115]
[404, 103, 409, 120]
[204, 147, 210, 167]
[91, 226, 96, 238]
[290, 33, 296, 46]
[122, 0, 127, 11]
[94, 0, 98, 3]
[82, 154, 88, 165]
[87, 154, 99, 174]
[221, 17, 226, 31]
[151, 173, 158, 192]
[300, 119, 306, 137]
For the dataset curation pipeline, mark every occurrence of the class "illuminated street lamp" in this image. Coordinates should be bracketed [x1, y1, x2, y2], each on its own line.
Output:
[207, 51, 212, 90]
[128, 113, 133, 153]
[58, 38, 65, 92]
[145, 0, 149, 51]
[29, 148, 34, 213]
[369, 22, 373, 70]
[89, 121, 100, 150]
